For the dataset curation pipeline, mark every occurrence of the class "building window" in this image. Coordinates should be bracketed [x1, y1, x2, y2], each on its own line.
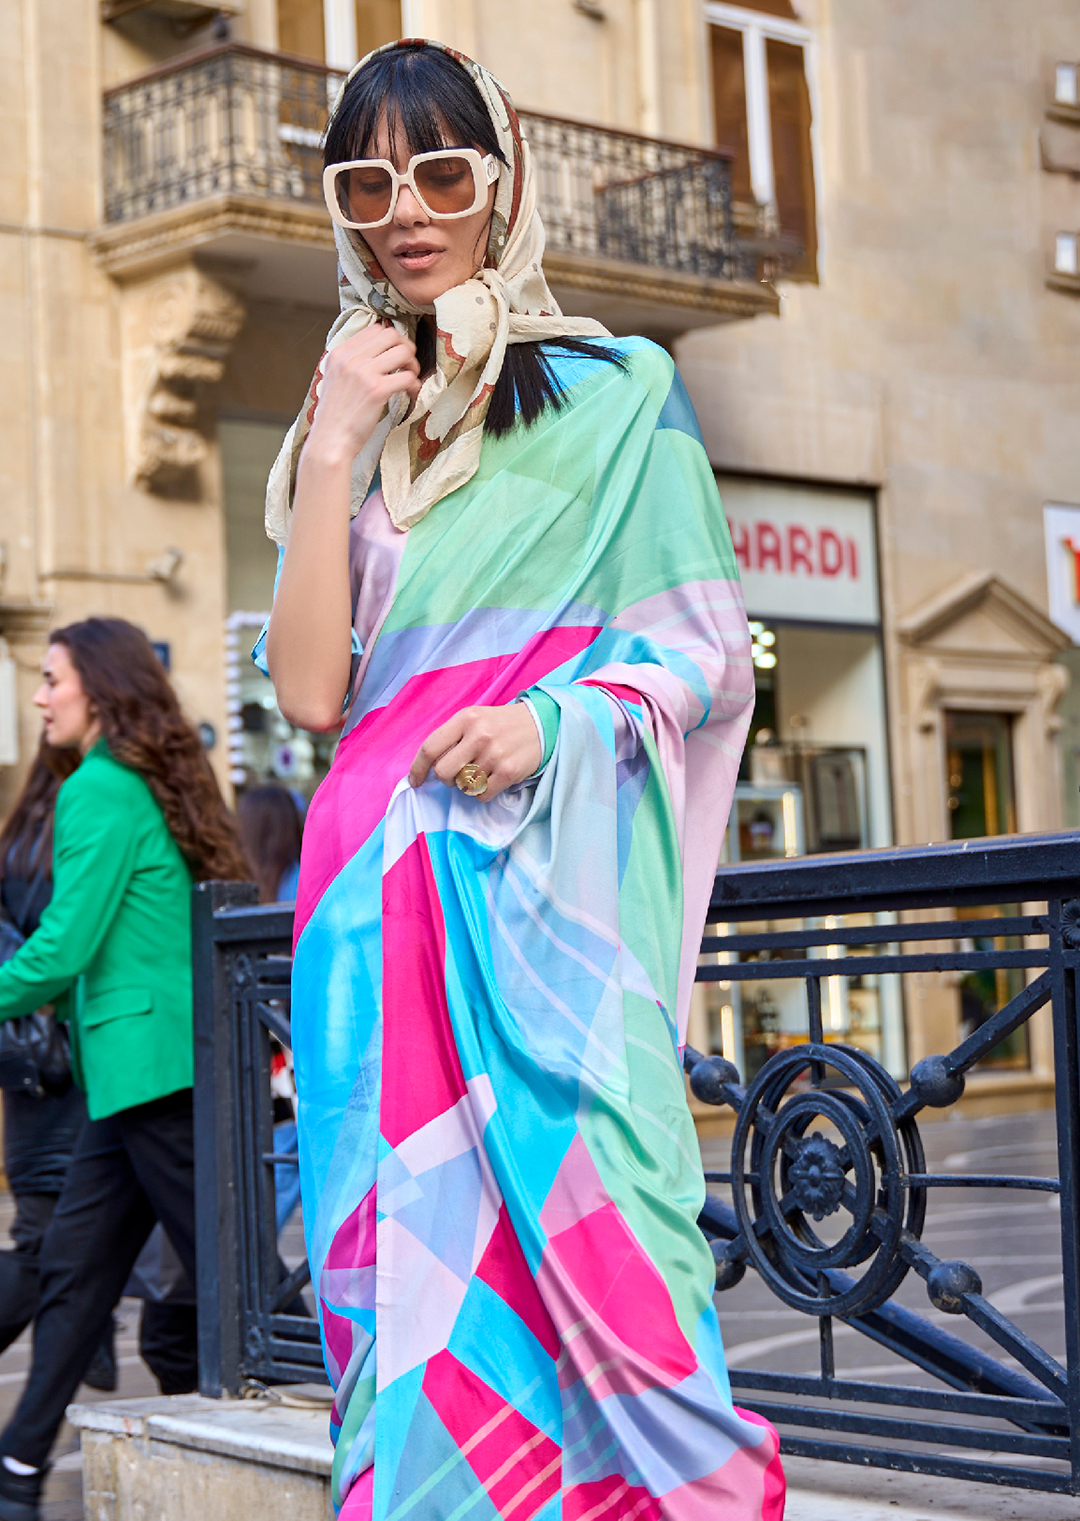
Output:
[706, 2, 818, 278]
[354, 0, 402, 58]
[276, 0, 400, 67]
[945, 710, 1028, 1071]
[221, 420, 339, 798]
[704, 475, 904, 1083]
[945, 711, 1016, 839]
[278, 0, 327, 62]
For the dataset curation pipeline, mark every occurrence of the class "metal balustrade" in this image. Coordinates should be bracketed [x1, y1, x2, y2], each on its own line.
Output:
[102, 46, 336, 220]
[102, 43, 761, 282]
[192, 832, 1080, 1494]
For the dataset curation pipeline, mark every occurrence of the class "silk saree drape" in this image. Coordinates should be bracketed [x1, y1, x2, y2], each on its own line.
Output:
[282, 338, 784, 1521]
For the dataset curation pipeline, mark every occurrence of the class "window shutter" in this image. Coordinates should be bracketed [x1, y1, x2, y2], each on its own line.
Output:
[277, 0, 327, 61]
[354, 0, 402, 59]
[709, 26, 753, 204]
[766, 37, 818, 277]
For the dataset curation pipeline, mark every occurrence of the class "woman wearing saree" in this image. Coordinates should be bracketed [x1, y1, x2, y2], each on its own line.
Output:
[263, 38, 784, 1521]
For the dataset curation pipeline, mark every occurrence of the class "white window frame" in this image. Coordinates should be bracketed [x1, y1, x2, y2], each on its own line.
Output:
[704, 2, 823, 270]
[323, 0, 357, 71]
[324, 0, 411, 70]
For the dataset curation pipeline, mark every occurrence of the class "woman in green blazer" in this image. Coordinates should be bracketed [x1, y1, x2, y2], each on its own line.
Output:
[0, 618, 248, 1520]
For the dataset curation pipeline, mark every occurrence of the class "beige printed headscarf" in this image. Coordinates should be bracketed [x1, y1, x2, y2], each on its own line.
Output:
[265, 39, 609, 546]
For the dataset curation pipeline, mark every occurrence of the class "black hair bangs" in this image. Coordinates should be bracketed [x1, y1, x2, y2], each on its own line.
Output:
[324, 44, 506, 168]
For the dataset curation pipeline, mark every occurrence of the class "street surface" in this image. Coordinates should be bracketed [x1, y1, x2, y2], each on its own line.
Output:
[0, 1110, 1064, 1516]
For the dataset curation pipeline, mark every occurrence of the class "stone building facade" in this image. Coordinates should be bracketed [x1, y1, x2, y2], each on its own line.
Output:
[1, 0, 1078, 1099]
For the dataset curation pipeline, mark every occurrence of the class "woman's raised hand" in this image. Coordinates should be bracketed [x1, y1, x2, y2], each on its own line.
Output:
[409, 703, 542, 801]
[268, 324, 420, 732]
[305, 325, 421, 466]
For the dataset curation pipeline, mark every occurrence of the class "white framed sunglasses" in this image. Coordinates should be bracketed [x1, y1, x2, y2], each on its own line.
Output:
[323, 148, 500, 231]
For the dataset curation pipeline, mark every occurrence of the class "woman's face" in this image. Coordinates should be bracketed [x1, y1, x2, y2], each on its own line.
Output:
[360, 117, 498, 307]
[34, 644, 99, 752]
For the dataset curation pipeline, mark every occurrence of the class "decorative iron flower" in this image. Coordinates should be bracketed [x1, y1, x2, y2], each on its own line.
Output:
[788, 1132, 846, 1221]
[1062, 898, 1080, 950]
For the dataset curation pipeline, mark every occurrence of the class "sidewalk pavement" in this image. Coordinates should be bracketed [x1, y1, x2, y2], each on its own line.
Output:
[782, 1454, 1077, 1520]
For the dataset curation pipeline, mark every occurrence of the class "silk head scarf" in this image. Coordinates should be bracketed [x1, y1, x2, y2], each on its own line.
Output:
[265, 38, 610, 544]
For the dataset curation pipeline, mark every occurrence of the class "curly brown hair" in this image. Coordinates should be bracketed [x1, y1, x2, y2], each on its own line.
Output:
[49, 618, 251, 883]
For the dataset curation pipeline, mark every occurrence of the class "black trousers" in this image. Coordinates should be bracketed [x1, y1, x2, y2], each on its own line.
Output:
[138, 1301, 198, 1395]
[0, 1196, 58, 1356]
[0, 1089, 197, 1467]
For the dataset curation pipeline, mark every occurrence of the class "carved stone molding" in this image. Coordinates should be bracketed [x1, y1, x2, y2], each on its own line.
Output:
[906, 656, 943, 734]
[120, 261, 246, 493]
[0, 599, 54, 640]
[543, 249, 780, 318]
[1037, 661, 1070, 736]
[897, 571, 1071, 842]
[89, 195, 334, 282]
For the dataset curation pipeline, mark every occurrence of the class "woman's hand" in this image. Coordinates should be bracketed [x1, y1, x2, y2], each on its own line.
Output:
[266, 325, 421, 732]
[305, 325, 421, 466]
[409, 704, 542, 801]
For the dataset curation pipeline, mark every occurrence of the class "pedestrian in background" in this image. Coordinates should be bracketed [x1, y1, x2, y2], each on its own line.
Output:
[0, 742, 117, 1383]
[236, 784, 304, 903]
[237, 784, 305, 1232]
[0, 618, 249, 1521]
[0, 740, 204, 1402]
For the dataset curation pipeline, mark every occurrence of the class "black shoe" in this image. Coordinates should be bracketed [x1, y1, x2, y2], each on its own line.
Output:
[84, 1317, 117, 1393]
[0, 1461, 46, 1521]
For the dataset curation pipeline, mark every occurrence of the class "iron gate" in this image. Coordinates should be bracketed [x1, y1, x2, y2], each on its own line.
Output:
[192, 833, 1080, 1493]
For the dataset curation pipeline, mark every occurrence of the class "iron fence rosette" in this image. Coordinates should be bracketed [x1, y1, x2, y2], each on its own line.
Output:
[729, 1043, 928, 1317]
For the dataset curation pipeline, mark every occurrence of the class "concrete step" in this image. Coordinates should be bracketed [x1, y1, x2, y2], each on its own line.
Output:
[68, 1396, 1077, 1521]
[69, 1393, 333, 1521]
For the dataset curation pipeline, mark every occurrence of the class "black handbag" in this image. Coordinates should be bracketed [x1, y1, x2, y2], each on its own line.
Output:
[0, 911, 72, 1096]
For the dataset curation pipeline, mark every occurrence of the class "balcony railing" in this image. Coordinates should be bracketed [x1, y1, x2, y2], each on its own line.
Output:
[193, 832, 1080, 1494]
[102, 43, 761, 285]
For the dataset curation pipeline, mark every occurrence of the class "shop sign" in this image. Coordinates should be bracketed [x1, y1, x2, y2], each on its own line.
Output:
[717, 476, 879, 625]
[1043, 503, 1080, 645]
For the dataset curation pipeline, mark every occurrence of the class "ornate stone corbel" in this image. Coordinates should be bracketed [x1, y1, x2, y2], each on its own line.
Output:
[1037, 660, 1069, 736]
[121, 261, 246, 493]
[908, 656, 942, 734]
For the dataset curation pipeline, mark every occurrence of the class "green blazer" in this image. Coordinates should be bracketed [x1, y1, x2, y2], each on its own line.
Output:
[0, 742, 194, 1119]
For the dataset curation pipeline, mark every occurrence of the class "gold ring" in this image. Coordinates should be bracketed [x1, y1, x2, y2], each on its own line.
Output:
[455, 764, 489, 796]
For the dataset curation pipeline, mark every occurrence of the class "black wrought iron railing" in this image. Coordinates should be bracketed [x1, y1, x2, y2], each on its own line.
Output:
[191, 885, 319, 1391]
[102, 43, 759, 282]
[191, 833, 1080, 1494]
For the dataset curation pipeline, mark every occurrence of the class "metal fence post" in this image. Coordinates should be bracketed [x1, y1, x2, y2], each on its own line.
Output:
[192, 879, 258, 1397]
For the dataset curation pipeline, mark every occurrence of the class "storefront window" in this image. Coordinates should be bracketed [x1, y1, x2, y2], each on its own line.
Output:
[224, 615, 338, 800]
[221, 419, 337, 800]
[945, 711, 1016, 837]
[703, 474, 905, 1080]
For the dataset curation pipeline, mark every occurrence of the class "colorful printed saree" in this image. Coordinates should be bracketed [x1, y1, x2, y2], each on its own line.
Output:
[283, 338, 784, 1521]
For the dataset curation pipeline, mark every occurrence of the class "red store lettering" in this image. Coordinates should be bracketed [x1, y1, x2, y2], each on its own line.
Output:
[728, 519, 860, 579]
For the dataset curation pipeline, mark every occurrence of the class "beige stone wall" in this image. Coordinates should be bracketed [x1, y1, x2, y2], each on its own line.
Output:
[665, 0, 1080, 1080]
[217, 298, 334, 421]
[413, 0, 712, 144]
[0, 0, 231, 810]
[217, 298, 335, 618]
[676, 0, 1080, 855]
